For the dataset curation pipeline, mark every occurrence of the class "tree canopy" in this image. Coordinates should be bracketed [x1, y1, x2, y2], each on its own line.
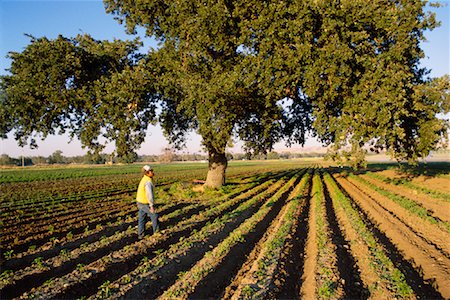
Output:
[1, 0, 449, 187]
[1, 34, 157, 163]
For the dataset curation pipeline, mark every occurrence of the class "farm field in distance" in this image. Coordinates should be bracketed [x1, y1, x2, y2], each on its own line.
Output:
[1, 159, 449, 299]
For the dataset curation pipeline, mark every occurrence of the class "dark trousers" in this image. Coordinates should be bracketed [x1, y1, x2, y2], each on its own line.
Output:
[137, 202, 159, 237]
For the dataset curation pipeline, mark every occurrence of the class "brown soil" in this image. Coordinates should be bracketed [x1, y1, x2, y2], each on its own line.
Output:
[325, 178, 392, 299]
[221, 202, 290, 299]
[188, 175, 301, 299]
[1, 197, 118, 228]
[223, 177, 308, 299]
[360, 173, 450, 223]
[334, 179, 442, 299]
[323, 181, 367, 299]
[270, 176, 312, 299]
[0, 202, 199, 299]
[346, 175, 450, 257]
[378, 170, 450, 194]
[336, 175, 450, 299]
[1, 201, 190, 274]
[311, 176, 344, 299]
[300, 184, 318, 299]
[2, 200, 133, 238]
[51, 175, 287, 299]
[113, 176, 292, 300]
[5, 167, 449, 299]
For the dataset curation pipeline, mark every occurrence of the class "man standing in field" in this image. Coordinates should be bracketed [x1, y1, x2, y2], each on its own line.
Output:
[136, 165, 159, 239]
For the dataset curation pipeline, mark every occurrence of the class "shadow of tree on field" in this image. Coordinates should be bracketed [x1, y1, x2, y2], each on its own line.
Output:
[327, 161, 450, 182]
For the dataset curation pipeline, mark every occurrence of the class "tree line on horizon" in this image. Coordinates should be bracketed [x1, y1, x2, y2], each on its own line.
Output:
[0, 149, 332, 166]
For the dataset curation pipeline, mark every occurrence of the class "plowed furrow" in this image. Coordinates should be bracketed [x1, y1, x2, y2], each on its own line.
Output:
[345, 175, 450, 258]
[189, 175, 302, 299]
[3, 205, 135, 254]
[336, 175, 450, 299]
[1, 197, 126, 231]
[361, 173, 450, 223]
[270, 176, 311, 299]
[300, 172, 343, 299]
[158, 173, 301, 299]
[0, 202, 201, 299]
[325, 178, 392, 298]
[322, 176, 367, 299]
[332, 179, 443, 299]
[223, 172, 310, 299]
[86, 174, 295, 300]
[1, 201, 134, 241]
[19, 172, 291, 299]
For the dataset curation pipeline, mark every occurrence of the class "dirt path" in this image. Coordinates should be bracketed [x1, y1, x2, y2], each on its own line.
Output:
[300, 181, 319, 299]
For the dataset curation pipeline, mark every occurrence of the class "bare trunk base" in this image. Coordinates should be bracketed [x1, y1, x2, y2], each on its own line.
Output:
[204, 151, 227, 189]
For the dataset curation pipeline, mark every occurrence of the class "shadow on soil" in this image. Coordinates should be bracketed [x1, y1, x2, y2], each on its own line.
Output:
[328, 161, 450, 181]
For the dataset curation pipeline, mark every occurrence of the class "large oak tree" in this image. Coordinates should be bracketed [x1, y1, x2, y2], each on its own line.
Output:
[1, 0, 449, 187]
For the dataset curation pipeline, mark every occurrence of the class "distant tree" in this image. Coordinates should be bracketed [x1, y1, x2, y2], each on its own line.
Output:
[267, 151, 280, 160]
[22, 157, 33, 166]
[32, 156, 47, 165]
[0, 154, 16, 165]
[84, 152, 107, 164]
[159, 147, 174, 163]
[279, 152, 291, 160]
[139, 154, 159, 162]
[47, 150, 65, 164]
[225, 152, 234, 161]
[232, 153, 247, 161]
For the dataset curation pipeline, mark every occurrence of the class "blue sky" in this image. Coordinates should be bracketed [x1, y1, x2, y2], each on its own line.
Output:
[1, 0, 449, 157]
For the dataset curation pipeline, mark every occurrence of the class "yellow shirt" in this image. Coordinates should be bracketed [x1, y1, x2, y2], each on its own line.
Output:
[136, 175, 154, 205]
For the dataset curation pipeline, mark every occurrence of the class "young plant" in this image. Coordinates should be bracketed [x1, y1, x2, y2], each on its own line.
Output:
[99, 280, 112, 298]
[3, 250, 14, 259]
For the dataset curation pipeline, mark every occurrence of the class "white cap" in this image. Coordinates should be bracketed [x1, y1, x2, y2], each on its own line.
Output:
[143, 165, 152, 172]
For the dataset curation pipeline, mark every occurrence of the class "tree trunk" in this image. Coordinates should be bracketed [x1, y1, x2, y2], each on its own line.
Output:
[204, 149, 227, 189]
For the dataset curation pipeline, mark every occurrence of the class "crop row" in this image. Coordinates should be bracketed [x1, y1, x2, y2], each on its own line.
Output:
[223, 171, 311, 299]
[323, 172, 414, 298]
[0, 163, 210, 183]
[298, 171, 343, 299]
[357, 172, 450, 224]
[349, 174, 450, 233]
[343, 174, 450, 256]
[2, 169, 298, 299]
[2, 163, 449, 299]
[0, 167, 285, 256]
[365, 171, 450, 202]
[0, 162, 298, 214]
[159, 172, 303, 298]
[88, 170, 304, 300]
[1, 170, 281, 267]
[333, 172, 450, 298]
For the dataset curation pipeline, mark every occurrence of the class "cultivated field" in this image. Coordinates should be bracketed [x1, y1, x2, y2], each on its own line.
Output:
[1, 160, 449, 299]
